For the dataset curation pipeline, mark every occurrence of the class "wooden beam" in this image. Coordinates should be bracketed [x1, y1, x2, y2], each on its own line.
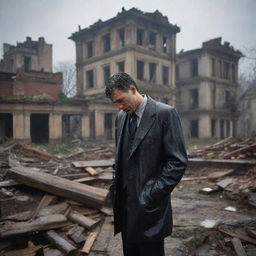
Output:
[223, 143, 256, 159]
[7, 166, 108, 209]
[231, 237, 247, 256]
[0, 214, 68, 238]
[68, 212, 99, 230]
[72, 159, 114, 168]
[81, 231, 99, 254]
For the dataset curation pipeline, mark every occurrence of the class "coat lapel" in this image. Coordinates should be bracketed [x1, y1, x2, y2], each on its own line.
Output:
[129, 97, 156, 159]
[116, 111, 127, 157]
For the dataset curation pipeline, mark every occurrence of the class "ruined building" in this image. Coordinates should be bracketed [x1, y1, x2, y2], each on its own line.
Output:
[0, 37, 88, 143]
[176, 38, 242, 139]
[69, 7, 180, 139]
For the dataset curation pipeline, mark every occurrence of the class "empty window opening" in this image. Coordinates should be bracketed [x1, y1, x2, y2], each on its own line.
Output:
[190, 120, 199, 138]
[24, 56, 31, 72]
[223, 62, 230, 79]
[220, 120, 225, 139]
[175, 65, 180, 81]
[104, 113, 113, 140]
[103, 65, 111, 86]
[226, 120, 230, 137]
[163, 36, 168, 53]
[0, 113, 13, 139]
[103, 33, 111, 52]
[218, 60, 222, 78]
[87, 41, 93, 58]
[30, 114, 49, 144]
[149, 32, 156, 50]
[149, 63, 157, 83]
[118, 28, 125, 47]
[136, 28, 144, 46]
[190, 59, 198, 77]
[211, 58, 216, 76]
[86, 70, 94, 88]
[211, 119, 216, 137]
[89, 111, 95, 139]
[117, 61, 125, 72]
[162, 66, 169, 85]
[189, 89, 199, 109]
[137, 60, 144, 80]
[62, 115, 81, 139]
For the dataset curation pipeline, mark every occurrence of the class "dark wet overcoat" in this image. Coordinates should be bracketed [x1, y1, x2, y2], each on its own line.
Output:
[110, 97, 187, 243]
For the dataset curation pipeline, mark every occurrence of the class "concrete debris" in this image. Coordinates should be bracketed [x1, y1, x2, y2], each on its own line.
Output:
[0, 138, 255, 255]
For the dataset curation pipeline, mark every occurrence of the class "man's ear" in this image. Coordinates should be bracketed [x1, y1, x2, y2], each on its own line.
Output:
[129, 84, 137, 94]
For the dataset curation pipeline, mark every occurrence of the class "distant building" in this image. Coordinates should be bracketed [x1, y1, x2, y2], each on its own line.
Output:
[239, 83, 256, 137]
[69, 7, 180, 139]
[176, 38, 242, 139]
[0, 37, 87, 143]
[0, 37, 52, 73]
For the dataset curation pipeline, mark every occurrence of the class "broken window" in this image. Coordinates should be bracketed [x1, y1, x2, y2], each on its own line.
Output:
[149, 63, 157, 83]
[223, 62, 230, 79]
[232, 64, 236, 82]
[103, 65, 111, 86]
[149, 32, 156, 50]
[87, 41, 93, 58]
[136, 28, 144, 46]
[104, 113, 113, 140]
[211, 119, 216, 137]
[137, 60, 144, 80]
[175, 64, 180, 81]
[162, 66, 169, 85]
[220, 120, 225, 139]
[24, 56, 31, 71]
[62, 115, 82, 139]
[190, 59, 198, 77]
[163, 36, 168, 53]
[190, 120, 199, 138]
[86, 70, 94, 88]
[211, 58, 216, 76]
[189, 89, 199, 109]
[30, 114, 49, 144]
[103, 33, 111, 52]
[0, 113, 13, 139]
[218, 60, 222, 78]
[118, 28, 125, 47]
[117, 61, 125, 72]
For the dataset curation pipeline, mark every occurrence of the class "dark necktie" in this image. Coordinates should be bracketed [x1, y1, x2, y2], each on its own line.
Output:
[129, 113, 137, 139]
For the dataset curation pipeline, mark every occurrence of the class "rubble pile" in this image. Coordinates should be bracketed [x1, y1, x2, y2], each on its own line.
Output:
[0, 142, 114, 256]
[188, 137, 256, 160]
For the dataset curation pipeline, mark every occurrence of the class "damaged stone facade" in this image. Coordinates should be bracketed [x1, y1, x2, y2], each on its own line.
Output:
[69, 7, 180, 140]
[0, 37, 89, 143]
[0, 37, 52, 73]
[176, 38, 242, 139]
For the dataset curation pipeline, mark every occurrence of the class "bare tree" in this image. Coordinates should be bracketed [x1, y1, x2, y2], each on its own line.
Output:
[54, 61, 76, 97]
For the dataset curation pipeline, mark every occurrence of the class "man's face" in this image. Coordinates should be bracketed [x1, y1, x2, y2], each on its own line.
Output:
[110, 86, 137, 113]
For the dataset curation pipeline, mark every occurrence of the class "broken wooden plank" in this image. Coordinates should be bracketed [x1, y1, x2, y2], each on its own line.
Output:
[231, 237, 247, 256]
[84, 167, 98, 176]
[217, 177, 235, 189]
[46, 230, 79, 256]
[218, 225, 256, 245]
[7, 166, 109, 209]
[68, 212, 99, 230]
[20, 143, 58, 161]
[207, 169, 235, 180]
[81, 231, 99, 254]
[0, 214, 68, 238]
[0, 179, 19, 188]
[246, 227, 256, 239]
[72, 159, 114, 168]
[30, 194, 57, 220]
[223, 143, 256, 159]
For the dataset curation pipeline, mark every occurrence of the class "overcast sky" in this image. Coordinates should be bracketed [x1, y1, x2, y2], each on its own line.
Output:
[0, 0, 255, 74]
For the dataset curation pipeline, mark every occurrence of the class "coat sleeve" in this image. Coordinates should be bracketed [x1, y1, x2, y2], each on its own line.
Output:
[144, 108, 187, 207]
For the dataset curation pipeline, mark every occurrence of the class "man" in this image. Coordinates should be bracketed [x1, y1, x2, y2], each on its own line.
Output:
[105, 72, 187, 256]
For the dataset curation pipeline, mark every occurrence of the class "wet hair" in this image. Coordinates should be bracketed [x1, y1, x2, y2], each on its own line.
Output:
[105, 72, 137, 98]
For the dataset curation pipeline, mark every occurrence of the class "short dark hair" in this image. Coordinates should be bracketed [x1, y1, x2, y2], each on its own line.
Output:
[105, 72, 137, 98]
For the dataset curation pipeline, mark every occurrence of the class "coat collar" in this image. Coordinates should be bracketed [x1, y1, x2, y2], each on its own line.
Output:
[116, 96, 156, 159]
